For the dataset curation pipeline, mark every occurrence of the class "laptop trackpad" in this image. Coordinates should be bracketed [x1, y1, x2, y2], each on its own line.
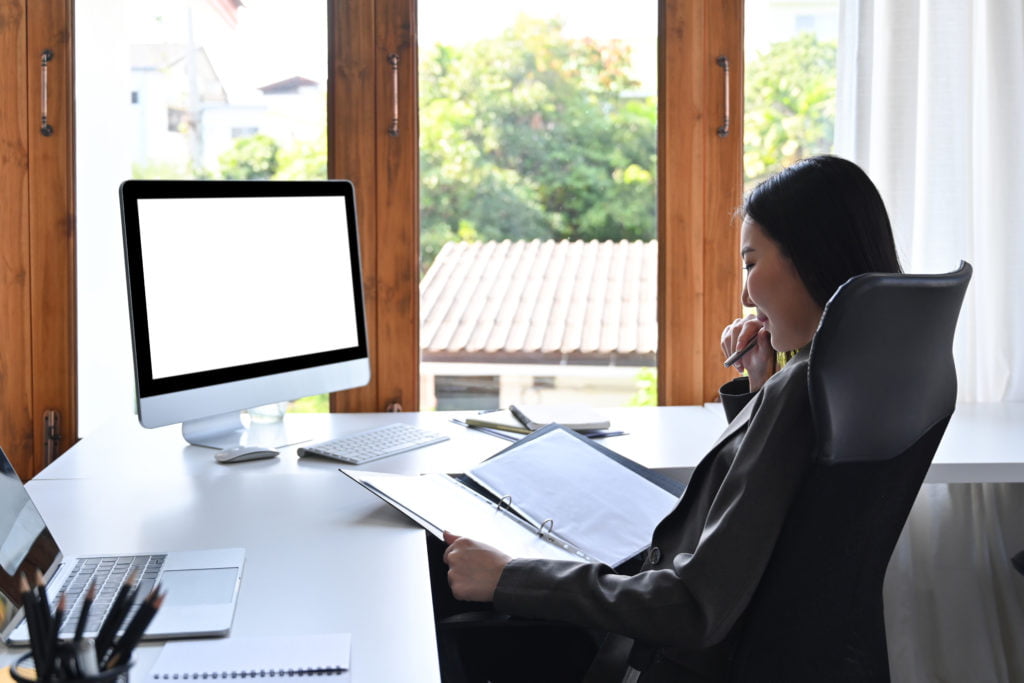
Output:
[160, 568, 238, 606]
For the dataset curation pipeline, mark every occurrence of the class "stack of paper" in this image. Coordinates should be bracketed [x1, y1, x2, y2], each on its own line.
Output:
[465, 403, 610, 436]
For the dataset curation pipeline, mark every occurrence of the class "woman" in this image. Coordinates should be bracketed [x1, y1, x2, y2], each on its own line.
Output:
[441, 155, 902, 682]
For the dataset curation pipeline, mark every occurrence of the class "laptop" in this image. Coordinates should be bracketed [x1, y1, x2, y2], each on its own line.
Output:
[0, 446, 244, 645]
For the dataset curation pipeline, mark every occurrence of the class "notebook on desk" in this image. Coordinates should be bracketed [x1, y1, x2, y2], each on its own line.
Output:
[0, 446, 244, 645]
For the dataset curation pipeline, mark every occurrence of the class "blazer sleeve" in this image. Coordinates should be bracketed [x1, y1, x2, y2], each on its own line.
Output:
[719, 376, 754, 422]
[493, 357, 815, 650]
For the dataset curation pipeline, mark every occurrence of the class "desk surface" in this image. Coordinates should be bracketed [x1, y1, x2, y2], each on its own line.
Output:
[33, 402, 1024, 484]
[3, 450, 443, 681]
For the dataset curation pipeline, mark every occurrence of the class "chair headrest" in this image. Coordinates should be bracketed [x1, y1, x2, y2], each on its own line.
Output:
[809, 261, 972, 463]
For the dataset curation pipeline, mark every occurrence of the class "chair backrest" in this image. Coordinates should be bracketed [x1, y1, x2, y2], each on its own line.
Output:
[810, 262, 972, 464]
[729, 262, 972, 682]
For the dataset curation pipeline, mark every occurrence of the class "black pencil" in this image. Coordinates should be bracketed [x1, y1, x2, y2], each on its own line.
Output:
[47, 592, 66, 679]
[33, 569, 52, 631]
[94, 569, 138, 662]
[19, 574, 46, 675]
[105, 588, 164, 670]
[34, 569, 59, 679]
[74, 579, 97, 643]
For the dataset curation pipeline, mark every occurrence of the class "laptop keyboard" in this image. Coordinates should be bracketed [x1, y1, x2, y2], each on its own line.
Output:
[297, 422, 450, 464]
[55, 554, 166, 636]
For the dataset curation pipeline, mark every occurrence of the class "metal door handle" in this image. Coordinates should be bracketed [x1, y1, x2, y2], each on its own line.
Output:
[41, 49, 54, 136]
[716, 55, 730, 138]
[388, 53, 400, 137]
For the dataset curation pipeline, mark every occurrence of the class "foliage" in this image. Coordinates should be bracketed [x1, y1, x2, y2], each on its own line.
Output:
[626, 367, 658, 407]
[419, 16, 657, 271]
[289, 393, 329, 413]
[744, 32, 837, 187]
[218, 133, 280, 180]
[132, 160, 196, 179]
[275, 128, 328, 180]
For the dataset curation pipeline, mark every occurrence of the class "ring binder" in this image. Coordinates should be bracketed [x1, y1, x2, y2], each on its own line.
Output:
[151, 666, 346, 679]
[343, 425, 686, 567]
[146, 634, 351, 682]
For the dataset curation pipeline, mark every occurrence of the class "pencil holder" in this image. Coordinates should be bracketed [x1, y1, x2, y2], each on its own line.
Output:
[8, 653, 132, 683]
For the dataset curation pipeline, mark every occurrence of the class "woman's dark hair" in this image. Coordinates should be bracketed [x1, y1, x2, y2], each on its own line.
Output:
[743, 155, 902, 308]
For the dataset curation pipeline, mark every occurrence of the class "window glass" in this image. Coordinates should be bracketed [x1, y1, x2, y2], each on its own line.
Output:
[744, 0, 839, 188]
[418, 1, 658, 412]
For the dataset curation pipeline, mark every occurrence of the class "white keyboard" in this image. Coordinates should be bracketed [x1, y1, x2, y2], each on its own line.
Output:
[297, 423, 450, 465]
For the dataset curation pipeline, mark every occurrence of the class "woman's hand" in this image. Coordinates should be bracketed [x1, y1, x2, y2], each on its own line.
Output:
[721, 315, 775, 392]
[442, 531, 511, 602]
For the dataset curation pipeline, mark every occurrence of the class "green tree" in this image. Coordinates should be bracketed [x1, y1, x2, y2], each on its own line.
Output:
[218, 133, 280, 180]
[744, 33, 837, 187]
[419, 16, 657, 271]
[275, 128, 328, 180]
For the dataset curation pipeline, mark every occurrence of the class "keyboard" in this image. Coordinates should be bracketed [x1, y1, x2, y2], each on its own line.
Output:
[297, 423, 450, 465]
[55, 554, 166, 637]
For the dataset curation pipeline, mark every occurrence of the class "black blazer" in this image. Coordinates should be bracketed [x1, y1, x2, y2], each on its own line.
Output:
[494, 349, 816, 682]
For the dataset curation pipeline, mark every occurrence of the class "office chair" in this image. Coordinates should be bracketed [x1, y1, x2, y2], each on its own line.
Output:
[727, 261, 972, 682]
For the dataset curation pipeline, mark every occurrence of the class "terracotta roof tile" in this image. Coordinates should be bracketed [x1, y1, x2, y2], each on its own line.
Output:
[420, 239, 657, 365]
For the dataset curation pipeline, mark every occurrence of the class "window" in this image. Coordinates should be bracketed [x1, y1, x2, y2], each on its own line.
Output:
[418, 1, 659, 411]
[76, 0, 328, 434]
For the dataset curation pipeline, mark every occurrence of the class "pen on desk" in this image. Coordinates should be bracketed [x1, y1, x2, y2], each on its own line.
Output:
[449, 418, 519, 442]
[723, 335, 760, 368]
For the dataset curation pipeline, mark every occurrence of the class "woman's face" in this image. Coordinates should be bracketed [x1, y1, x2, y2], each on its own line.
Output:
[740, 217, 823, 352]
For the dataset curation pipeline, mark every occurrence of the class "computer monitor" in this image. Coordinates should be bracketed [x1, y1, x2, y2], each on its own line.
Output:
[119, 179, 370, 449]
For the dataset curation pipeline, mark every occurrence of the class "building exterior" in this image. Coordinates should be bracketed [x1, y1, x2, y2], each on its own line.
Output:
[420, 239, 657, 409]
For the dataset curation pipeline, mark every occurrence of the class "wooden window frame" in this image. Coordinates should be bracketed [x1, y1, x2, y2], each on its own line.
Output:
[0, 0, 76, 480]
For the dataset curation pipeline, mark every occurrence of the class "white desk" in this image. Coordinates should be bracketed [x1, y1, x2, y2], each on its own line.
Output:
[33, 402, 1024, 485]
[1, 464, 441, 681]
[30, 406, 728, 484]
[922, 401, 1024, 483]
[4, 402, 1021, 681]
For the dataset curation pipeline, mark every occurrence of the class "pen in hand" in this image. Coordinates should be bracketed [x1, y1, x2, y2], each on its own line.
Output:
[723, 335, 760, 368]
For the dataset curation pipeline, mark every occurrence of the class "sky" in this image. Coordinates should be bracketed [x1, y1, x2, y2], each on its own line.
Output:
[128, 0, 657, 99]
[126, 0, 836, 103]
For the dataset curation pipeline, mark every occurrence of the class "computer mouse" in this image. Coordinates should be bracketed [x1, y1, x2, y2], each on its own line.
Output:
[214, 445, 280, 464]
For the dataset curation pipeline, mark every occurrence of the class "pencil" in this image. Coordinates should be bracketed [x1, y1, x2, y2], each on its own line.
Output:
[33, 569, 58, 679]
[94, 569, 138, 662]
[33, 569, 51, 629]
[105, 588, 164, 670]
[48, 593, 66, 679]
[74, 579, 97, 643]
[19, 574, 45, 675]
[723, 335, 760, 368]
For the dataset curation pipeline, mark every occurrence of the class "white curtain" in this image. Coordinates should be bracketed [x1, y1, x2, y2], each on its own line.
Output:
[835, 0, 1024, 680]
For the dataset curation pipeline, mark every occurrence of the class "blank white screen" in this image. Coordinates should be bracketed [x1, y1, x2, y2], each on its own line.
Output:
[136, 194, 359, 381]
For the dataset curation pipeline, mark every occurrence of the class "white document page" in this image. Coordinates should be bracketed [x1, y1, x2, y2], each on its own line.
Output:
[467, 429, 679, 566]
[344, 471, 583, 562]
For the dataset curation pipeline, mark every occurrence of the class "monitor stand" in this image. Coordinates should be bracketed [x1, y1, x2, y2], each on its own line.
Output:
[181, 411, 312, 450]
